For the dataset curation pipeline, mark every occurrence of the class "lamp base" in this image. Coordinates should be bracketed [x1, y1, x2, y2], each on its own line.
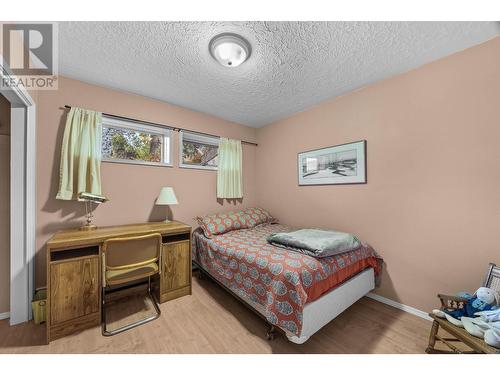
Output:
[80, 224, 97, 231]
[163, 219, 171, 223]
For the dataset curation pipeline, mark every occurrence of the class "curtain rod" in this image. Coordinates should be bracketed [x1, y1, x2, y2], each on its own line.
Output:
[63, 105, 258, 146]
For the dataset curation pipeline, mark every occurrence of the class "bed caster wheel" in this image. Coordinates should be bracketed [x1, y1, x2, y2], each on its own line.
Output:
[196, 270, 205, 280]
[266, 326, 276, 341]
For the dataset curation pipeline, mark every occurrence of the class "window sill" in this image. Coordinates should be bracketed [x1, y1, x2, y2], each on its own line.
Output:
[178, 164, 217, 171]
[102, 158, 173, 168]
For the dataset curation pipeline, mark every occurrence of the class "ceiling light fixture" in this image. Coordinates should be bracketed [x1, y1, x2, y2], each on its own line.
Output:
[209, 33, 251, 68]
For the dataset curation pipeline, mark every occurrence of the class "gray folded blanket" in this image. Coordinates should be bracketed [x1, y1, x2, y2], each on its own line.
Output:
[267, 229, 361, 258]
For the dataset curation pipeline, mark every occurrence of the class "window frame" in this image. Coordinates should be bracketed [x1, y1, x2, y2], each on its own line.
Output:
[101, 115, 173, 168]
[179, 131, 219, 171]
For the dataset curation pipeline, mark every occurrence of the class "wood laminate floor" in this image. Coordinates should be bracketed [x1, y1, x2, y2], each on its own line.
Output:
[0, 275, 431, 354]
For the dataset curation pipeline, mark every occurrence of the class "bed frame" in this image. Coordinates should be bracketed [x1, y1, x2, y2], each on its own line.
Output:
[193, 260, 375, 344]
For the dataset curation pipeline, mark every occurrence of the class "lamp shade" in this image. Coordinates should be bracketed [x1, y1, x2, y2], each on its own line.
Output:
[156, 187, 178, 205]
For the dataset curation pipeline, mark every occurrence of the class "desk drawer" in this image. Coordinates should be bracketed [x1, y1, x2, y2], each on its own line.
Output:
[50, 255, 100, 325]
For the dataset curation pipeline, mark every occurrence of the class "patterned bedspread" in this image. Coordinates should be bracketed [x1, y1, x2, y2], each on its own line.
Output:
[192, 223, 381, 337]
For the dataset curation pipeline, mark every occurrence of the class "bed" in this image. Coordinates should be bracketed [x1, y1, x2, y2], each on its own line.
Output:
[192, 222, 381, 344]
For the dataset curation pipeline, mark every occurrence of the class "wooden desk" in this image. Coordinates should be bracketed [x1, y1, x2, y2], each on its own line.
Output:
[46, 221, 192, 343]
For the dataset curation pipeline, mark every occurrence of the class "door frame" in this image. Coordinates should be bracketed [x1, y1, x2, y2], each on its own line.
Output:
[0, 62, 36, 325]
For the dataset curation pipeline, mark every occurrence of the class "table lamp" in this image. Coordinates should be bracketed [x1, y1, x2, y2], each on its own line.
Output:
[156, 187, 178, 222]
[77, 192, 108, 231]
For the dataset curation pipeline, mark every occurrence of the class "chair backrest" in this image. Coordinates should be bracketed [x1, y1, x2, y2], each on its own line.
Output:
[483, 263, 500, 295]
[102, 233, 162, 271]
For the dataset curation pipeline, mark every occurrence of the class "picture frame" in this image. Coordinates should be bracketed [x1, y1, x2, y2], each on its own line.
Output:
[297, 140, 367, 186]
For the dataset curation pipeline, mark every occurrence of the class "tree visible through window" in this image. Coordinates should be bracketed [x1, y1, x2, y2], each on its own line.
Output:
[101, 117, 171, 165]
[180, 131, 218, 169]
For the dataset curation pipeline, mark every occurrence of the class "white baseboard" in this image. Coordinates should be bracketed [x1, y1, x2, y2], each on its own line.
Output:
[0, 312, 10, 320]
[366, 292, 432, 321]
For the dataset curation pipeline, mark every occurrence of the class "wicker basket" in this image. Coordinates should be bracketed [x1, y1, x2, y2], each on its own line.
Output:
[32, 288, 47, 325]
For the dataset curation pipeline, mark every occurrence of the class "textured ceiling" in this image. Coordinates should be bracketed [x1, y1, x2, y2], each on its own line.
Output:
[58, 22, 499, 127]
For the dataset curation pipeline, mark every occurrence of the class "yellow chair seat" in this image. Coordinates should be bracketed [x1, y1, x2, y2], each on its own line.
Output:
[106, 262, 158, 285]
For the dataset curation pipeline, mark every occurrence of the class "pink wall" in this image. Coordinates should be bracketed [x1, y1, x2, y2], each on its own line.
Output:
[34, 38, 500, 314]
[255, 37, 500, 312]
[35, 76, 257, 287]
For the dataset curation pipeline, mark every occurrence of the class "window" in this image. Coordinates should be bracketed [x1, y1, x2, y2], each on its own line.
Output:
[179, 131, 219, 170]
[101, 116, 172, 167]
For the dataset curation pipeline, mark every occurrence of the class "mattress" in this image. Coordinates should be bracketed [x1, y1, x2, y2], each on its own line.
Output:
[192, 223, 381, 337]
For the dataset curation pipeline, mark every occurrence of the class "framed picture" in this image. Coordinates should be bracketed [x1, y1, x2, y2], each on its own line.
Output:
[298, 140, 366, 186]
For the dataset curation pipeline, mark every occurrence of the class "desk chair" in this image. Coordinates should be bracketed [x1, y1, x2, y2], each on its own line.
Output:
[102, 233, 162, 336]
[427, 263, 500, 354]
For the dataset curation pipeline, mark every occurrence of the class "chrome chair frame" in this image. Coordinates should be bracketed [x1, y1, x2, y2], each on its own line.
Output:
[101, 233, 162, 337]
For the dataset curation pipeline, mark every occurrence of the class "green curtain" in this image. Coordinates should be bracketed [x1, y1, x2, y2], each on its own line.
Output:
[56, 107, 103, 200]
[217, 137, 243, 199]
